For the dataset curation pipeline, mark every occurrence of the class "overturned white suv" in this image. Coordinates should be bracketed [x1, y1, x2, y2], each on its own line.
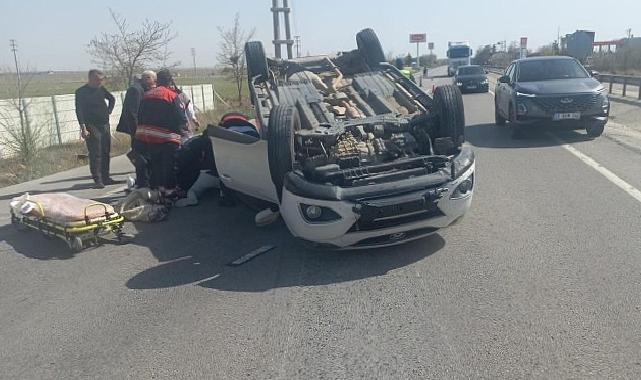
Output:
[207, 28, 475, 249]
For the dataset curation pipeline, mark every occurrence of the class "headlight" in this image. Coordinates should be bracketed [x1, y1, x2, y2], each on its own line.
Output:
[300, 204, 342, 223]
[456, 81, 463, 86]
[451, 174, 474, 199]
[599, 92, 610, 108]
[481, 79, 489, 84]
[516, 91, 536, 98]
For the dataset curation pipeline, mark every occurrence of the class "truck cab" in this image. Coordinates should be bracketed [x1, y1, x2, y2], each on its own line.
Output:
[447, 41, 472, 77]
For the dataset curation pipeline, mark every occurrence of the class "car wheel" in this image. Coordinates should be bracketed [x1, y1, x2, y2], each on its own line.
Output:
[267, 105, 301, 202]
[433, 84, 465, 154]
[245, 41, 269, 84]
[356, 28, 385, 70]
[586, 123, 605, 138]
[495, 99, 506, 126]
[509, 105, 523, 139]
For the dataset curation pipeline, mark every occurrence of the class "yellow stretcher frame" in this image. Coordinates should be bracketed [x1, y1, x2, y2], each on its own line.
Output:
[10, 201, 126, 252]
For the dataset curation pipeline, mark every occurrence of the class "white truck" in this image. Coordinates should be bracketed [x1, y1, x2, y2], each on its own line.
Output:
[447, 41, 472, 77]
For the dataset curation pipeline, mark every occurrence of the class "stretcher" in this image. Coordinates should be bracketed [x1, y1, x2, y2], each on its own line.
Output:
[10, 193, 127, 252]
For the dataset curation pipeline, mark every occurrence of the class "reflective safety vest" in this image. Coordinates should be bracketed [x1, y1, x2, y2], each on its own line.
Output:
[400, 68, 412, 79]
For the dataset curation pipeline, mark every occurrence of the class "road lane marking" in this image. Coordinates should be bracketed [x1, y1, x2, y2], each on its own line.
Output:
[560, 143, 641, 204]
[488, 89, 495, 96]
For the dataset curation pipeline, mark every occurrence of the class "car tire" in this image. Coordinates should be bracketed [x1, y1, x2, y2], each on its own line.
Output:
[509, 104, 523, 139]
[495, 99, 506, 126]
[586, 123, 605, 138]
[433, 84, 465, 153]
[356, 28, 385, 70]
[245, 41, 269, 83]
[267, 105, 301, 202]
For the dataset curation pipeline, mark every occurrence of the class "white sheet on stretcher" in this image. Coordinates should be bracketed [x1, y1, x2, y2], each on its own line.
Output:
[10, 193, 116, 225]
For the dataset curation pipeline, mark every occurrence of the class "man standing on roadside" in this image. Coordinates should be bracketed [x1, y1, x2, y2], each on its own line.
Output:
[116, 74, 144, 144]
[75, 69, 116, 189]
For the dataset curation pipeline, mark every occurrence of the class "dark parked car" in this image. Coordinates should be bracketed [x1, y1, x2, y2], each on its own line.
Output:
[455, 65, 489, 93]
[494, 56, 609, 138]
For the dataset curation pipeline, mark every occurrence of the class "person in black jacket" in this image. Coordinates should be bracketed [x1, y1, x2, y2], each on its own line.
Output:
[116, 75, 144, 143]
[75, 69, 116, 188]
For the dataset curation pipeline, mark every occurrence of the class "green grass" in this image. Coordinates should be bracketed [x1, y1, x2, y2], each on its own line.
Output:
[0, 68, 248, 101]
[0, 133, 130, 188]
[0, 69, 251, 187]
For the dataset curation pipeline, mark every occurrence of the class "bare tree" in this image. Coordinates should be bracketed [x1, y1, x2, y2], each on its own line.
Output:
[217, 13, 255, 105]
[87, 9, 178, 87]
[0, 66, 43, 167]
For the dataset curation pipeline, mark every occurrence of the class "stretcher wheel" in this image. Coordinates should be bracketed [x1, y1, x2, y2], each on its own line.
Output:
[12, 219, 29, 232]
[68, 237, 83, 253]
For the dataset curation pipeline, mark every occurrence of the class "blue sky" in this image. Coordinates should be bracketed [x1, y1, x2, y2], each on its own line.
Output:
[0, 0, 638, 71]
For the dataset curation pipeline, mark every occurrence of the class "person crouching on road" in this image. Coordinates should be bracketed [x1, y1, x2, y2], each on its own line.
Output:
[134, 69, 188, 194]
[75, 69, 116, 189]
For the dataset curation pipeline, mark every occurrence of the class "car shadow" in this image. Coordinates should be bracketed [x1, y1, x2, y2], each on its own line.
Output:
[125, 194, 445, 292]
[466, 123, 594, 149]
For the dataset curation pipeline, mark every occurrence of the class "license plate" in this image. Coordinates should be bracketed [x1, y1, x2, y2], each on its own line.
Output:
[467, 85, 477, 89]
[553, 112, 581, 120]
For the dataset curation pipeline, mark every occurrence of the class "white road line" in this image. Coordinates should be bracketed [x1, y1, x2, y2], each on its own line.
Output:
[488, 89, 495, 96]
[560, 143, 641, 204]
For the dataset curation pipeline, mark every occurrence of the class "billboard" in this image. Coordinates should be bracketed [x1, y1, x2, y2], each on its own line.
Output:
[520, 37, 528, 49]
[410, 34, 427, 43]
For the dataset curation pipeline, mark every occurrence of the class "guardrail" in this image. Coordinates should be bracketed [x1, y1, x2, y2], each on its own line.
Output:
[483, 65, 641, 100]
[599, 74, 641, 99]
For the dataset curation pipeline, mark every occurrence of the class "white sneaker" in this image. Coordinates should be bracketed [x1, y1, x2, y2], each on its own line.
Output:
[255, 208, 280, 227]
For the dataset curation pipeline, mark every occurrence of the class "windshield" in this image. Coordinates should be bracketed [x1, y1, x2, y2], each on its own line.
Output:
[518, 59, 589, 82]
[448, 47, 470, 58]
[457, 66, 484, 75]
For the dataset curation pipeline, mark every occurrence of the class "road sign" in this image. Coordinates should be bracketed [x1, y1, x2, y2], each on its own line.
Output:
[520, 37, 528, 49]
[410, 34, 427, 43]
[520, 37, 528, 59]
[428, 42, 434, 50]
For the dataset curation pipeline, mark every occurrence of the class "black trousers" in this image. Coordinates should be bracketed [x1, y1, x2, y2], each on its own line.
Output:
[133, 140, 178, 189]
[85, 124, 111, 183]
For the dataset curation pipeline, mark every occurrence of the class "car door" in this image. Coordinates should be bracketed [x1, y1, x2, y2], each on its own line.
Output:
[208, 126, 279, 204]
[498, 64, 514, 116]
[505, 62, 519, 118]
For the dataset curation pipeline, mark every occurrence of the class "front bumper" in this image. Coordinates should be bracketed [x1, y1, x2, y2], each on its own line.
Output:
[279, 151, 475, 249]
[457, 82, 489, 92]
[513, 94, 609, 127]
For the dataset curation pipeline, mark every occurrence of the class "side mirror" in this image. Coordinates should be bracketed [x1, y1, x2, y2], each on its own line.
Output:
[590, 70, 600, 80]
[498, 75, 510, 84]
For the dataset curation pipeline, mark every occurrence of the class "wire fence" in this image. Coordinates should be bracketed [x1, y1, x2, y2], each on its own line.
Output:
[0, 81, 221, 158]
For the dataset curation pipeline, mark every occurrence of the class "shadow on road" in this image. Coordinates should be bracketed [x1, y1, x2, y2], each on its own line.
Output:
[0, 183, 100, 201]
[39, 171, 131, 185]
[0, 222, 76, 260]
[125, 195, 445, 292]
[466, 123, 594, 149]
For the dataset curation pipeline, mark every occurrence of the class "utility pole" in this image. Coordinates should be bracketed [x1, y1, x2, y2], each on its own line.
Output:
[626, 28, 632, 39]
[191, 48, 197, 76]
[271, 0, 294, 59]
[10, 39, 25, 131]
[294, 35, 301, 58]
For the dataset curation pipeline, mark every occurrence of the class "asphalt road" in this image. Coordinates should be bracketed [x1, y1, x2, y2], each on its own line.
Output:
[1, 66, 641, 379]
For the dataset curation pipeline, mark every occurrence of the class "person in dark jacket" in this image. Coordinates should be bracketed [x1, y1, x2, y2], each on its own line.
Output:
[75, 69, 116, 188]
[134, 69, 188, 192]
[116, 75, 144, 142]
